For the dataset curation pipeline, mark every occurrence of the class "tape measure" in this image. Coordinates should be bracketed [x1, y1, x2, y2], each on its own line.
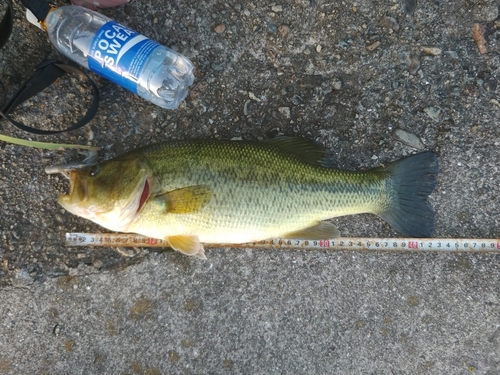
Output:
[66, 233, 500, 253]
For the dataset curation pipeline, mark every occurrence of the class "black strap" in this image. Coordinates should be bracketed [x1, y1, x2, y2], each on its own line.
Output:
[20, 0, 50, 22]
[0, 0, 13, 50]
[0, 60, 100, 135]
[0, 0, 100, 134]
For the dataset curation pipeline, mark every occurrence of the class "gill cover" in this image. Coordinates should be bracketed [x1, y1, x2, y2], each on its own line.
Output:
[57, 157, 151, 232]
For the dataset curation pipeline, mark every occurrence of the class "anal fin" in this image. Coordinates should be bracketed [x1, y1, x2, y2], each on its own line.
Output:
[167, 236, 206, 259]
[283, 221, 340, 239]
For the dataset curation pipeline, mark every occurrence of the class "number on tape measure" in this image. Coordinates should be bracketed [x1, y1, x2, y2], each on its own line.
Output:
[65, 233, 500, 253]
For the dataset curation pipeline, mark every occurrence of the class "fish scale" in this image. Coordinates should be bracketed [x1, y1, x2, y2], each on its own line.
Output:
[131, 141, 389, 240]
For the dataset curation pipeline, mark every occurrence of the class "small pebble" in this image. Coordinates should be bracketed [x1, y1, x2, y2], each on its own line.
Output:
[249, 92, 261, 102]
[483, 76, 497, 92]
[32, 243, 42, 251]
[450, 86, 461, 96]
[278, 24, 290, 38]
[53, 324, 62, 336]
[271, 5, 283, 12]
[366, 41, 381, 51]
[470, 124, 481, 134]
[392, 129, 425, 149]
[331, 79, 342, 90]
[403, 0, 417, 14]
[211, 62, 224, 71]
[421, 46, 442, 56]
[489, 99, 500, 108]
[268, 23, 278, 33]
[85, 128, 94, 141]
[472, 23, 489, 54]
[278, 107, 291, 118]
[124, 4, 135, 16]
[214, 24, 226, 34]
[445, 51, 459, 59]
[424, 107, 441, 122]
[243, 100, 254, 116]
[379, 16, 399, 31]
[408, 57, 420, 75]
[291, 94, 303, 105]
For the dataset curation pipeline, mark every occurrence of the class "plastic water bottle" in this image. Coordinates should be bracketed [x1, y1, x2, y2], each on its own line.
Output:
[43, 5, 195, 109]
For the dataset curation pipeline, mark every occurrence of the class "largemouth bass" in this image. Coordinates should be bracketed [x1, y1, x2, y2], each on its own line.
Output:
[55, 137, 439, 259]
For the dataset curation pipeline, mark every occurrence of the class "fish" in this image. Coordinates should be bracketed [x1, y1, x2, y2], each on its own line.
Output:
[55, 137, 439, 259]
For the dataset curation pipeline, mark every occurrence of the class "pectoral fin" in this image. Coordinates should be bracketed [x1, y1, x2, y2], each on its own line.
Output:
[283, 222, 340, 239]
[157, 185, 213, 214]
[167, 236, 206, 259]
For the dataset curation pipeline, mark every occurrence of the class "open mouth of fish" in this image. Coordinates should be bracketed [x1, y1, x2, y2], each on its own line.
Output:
[53, 165, 151, 231]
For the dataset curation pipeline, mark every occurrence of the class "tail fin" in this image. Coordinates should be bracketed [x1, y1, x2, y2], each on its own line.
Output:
[377, 152, 439, 237]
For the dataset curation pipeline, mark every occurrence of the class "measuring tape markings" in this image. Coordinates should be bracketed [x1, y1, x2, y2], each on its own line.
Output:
[65, 233, 500, 253]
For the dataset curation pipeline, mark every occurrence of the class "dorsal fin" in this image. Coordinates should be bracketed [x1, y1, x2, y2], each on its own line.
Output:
[263, 136, 328, 167]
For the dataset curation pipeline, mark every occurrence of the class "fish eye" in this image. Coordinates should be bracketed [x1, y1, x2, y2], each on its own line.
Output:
[89, 165, 101, 176]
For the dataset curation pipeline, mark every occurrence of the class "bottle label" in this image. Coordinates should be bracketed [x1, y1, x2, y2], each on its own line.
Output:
[88, 21, 160, 94]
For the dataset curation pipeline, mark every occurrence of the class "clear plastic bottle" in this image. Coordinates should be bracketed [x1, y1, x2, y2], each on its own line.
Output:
[44, 5, 194, 109]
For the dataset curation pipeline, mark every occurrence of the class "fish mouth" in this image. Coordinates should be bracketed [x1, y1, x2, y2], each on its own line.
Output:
[71, 170, 89, 204]
[57, 166, 151, 232]
[57, 170, 91, 214]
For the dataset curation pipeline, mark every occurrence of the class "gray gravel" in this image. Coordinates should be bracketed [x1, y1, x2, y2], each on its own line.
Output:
[1, 0, 499, 373]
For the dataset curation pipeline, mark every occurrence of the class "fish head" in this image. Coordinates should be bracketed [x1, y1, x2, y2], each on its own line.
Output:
[57, 157, 151, 231]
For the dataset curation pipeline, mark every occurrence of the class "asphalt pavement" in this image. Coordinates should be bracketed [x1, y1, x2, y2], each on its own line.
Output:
[1, 0, 499, 373]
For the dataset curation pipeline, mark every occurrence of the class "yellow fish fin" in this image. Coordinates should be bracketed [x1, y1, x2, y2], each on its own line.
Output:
[157, 185, 213, 214]
[167, 236, 206, 259]
[283, 221, 340, 239]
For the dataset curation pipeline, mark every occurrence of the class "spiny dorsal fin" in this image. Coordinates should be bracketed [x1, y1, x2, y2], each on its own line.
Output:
[156, 185, 213, 214]
[263, 136, 328, 167]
